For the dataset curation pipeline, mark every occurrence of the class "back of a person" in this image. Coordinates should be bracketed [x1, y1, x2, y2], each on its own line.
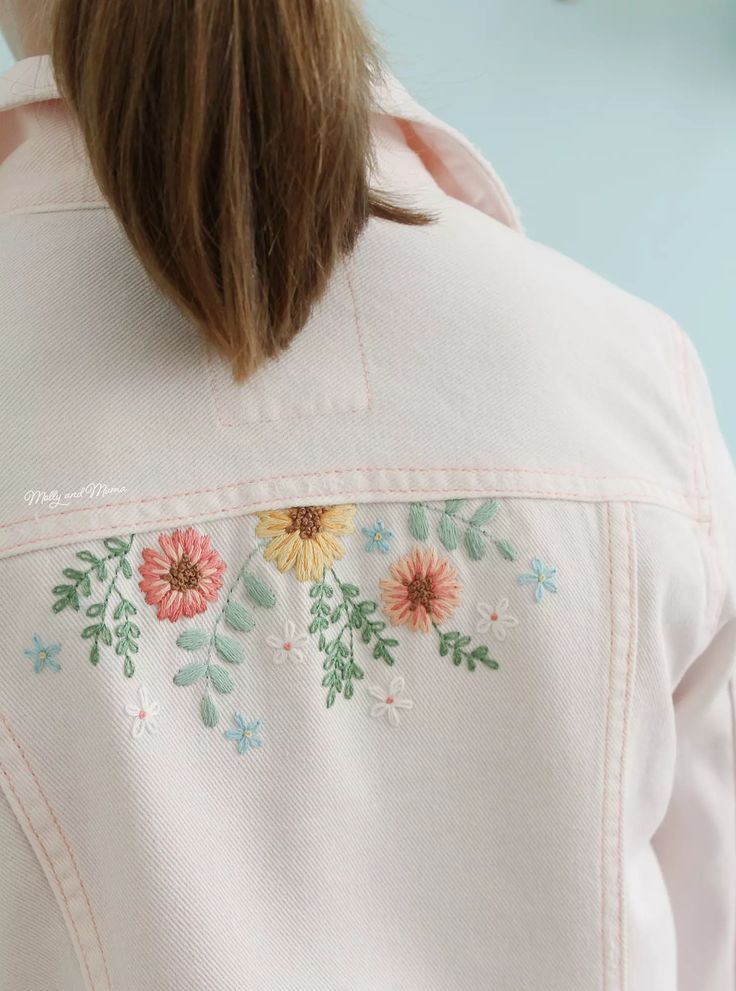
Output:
[1, 4, 734, 991]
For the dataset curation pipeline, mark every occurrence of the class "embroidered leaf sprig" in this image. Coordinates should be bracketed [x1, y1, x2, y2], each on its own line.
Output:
[409, 500, 516, 563]
[309, 570, 400, 709]
[172, 549, 276, 728]
[434, 625, 500, 672]
[52, 535, 141, 677]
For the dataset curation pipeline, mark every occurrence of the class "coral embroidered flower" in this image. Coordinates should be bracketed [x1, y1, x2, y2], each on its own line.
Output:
[124, 685, 160, 738]
[368, 676, 414, 726]
[475, 597, 519, 641]
[138, 528, 226, 622]
[361, 521, 394, 554]
[379, 546, 461, 633]
[224, 714, 263, 755]
[256, 504, 356, 582]
[518, 558, 559, 602]
[266, 620, 308, 664]
[24, 635, 61, 673]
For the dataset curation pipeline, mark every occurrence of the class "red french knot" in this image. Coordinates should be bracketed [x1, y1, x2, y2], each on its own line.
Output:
[138, 710, 147, 720]
[283, 642, 292, 651]
[490, 613, 498, 622]
[386, 696, 395, 705]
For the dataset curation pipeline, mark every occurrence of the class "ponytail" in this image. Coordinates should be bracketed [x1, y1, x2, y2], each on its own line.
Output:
[49, 0, 432, 380]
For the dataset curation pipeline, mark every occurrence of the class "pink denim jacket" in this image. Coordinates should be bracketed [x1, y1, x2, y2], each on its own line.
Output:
[1, 54, 734, 991]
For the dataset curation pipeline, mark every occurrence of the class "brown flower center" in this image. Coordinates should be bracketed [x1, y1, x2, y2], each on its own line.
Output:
[406, 575, 434, 610]
[168, 554, 201, 591]
[287, 506, 324, 539]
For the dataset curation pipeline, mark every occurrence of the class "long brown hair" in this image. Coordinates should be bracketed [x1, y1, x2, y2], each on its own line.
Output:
[48, 0, 432, 380]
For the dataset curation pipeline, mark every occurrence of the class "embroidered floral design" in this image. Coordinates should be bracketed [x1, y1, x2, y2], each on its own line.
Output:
[475, 597, 518, 641]
[124, 685, 160, 738]
[379, 546, 461, 633]
[518, 558, 559, 602]
[225, 714, 263, 755]
[256, 505, 356, 582]
[51, 534, 141, 677]
[24, 635, 61, 674]
[310, 572, 399, 708]
[361, 521, 394, 554]
[266, 621, 308, 664]
[409, 500, 516, 562]
[139, 528, 226, 622]
[172, 544, 277, 728]
[368, 676, 413, 726]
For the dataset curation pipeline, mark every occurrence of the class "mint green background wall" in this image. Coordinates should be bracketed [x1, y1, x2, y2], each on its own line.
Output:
[2, 1, 735, 451]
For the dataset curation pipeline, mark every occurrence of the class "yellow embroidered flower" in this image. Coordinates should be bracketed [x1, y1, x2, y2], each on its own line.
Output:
[255, 505, 356, 582]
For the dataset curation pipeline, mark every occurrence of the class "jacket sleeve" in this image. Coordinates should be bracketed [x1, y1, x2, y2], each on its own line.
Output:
[652, 329, 736, 991]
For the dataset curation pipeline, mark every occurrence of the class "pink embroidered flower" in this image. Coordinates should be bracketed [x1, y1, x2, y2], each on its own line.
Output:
[379, 546, 461, 633]
[138, 528, 226, 622]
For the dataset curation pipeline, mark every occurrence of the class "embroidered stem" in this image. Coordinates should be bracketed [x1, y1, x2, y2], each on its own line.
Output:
[432, 622, 500, 672]
[173, 542, 276, 728]
[409, 500, 516, 562]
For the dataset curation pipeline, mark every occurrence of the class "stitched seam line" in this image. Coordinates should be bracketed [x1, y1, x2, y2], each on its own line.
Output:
[600, 503, 616, 991]
[205, 258, 371, 427]
[0, 483, 701, 559]
[1, 466, 695, 533]
[617, 503, 637, 990]
[0, 763, 96, 991]
[0, 714, 111, 989]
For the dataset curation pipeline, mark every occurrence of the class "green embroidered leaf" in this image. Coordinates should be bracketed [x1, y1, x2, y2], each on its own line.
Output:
[176, 630, 209, 650]
[409, 502, 430, 540]
[338, 583, 359, 598]
[89, 643, 100, 666]
[200, 694, 219, 728]
[115, 622, 140, 638]
[114, 599, 136, 620]
[86, 602, 104, 618]
[100, 624, 113, 647]
[81, 624, 100, 639]
[63, 568, 86, 581]
[326, 685, 337, 709]
[437, 512, 459, 551]
[444, 499, 466, 515]
[123, 657, 135, 678]
[214, 634, 245, 665]
[174, 662, 208, 686]
[120, 557, 133, 579]
[79, 575, 92, 597]
[76, 551, 99, 564]
[94, 560, 108, 582]
[468, 500, 499, 527]
[494, 539, 516, 562]
[52, 585, 80, 612]
[242, 571, 276, 609]
[464, 526, 486, 561]
[224, 601, 256, 633]
[104, 537, 129, 555]
[208, 665, 235, 694]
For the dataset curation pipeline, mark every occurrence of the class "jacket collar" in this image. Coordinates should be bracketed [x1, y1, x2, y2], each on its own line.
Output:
[0, 53, 521, 231]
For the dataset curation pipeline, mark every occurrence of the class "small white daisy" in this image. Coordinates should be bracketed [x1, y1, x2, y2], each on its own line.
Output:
[475, 597, 519, 641]
[368, 676, 413, 727]
[124, 685, 161, 739]
[266, 620, 309, 665]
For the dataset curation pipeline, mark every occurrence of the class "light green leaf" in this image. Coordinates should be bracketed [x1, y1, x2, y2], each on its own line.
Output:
[200, 694, 219, 727]
[120, 558, 133, 579]
[469, 499, 499, 527]
[224, 601, 256, 633]
[494, 539, 516, 562]
[409, 503, 430, 541]
[176, 630, 209, 650]
[242, 571, 276, 609]
[437, 512, 458, 551]
[444, 499, 466, 515]
[464, 527, 486, 561]
[208, 665, 235, 694]
[173, 662, 207, 686]
[214, 634, 245, 665]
